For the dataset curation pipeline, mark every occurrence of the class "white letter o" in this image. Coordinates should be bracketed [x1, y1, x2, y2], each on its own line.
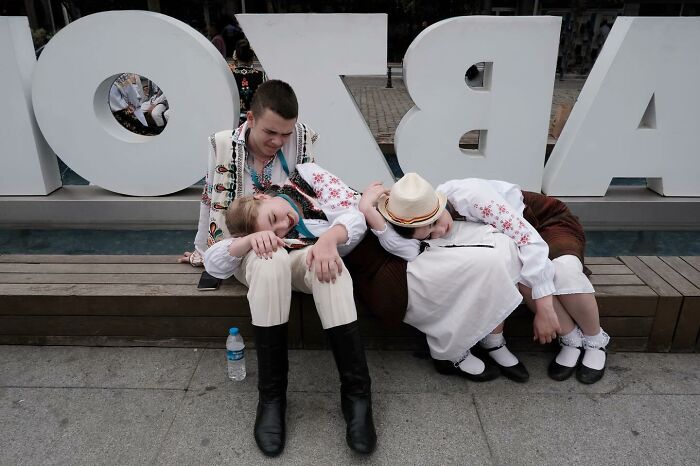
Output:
[32, 11, 238, 196]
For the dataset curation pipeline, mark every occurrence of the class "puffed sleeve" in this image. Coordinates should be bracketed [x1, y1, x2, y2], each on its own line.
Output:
[203, 238, 243, 279]
[296, 163, 367, 253]
[437, 178, 556, 299]
[371, 224, 421, 262]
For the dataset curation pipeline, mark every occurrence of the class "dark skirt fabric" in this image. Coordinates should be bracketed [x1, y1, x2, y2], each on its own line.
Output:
[521, 191, 587, 264]
[344, 233, 408, 327]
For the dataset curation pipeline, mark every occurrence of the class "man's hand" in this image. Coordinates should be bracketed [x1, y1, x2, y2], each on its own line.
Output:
[532, 295, 561, 344]
[248, 231, 285, 259]
[306, 237, 344, 283]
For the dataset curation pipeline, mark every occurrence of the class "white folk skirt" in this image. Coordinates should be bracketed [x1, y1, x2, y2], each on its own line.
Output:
[404, 232, 595, 362]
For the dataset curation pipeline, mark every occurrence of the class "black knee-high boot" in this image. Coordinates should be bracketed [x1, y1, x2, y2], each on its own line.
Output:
[253, 323, 289, 457]
[325, 321, 377, 454]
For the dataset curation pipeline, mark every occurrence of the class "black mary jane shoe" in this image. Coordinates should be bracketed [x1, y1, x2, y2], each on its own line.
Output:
[576, 349, 607, 384]
[472, 345, 529, 383]
[547, 349, 582, 382]
[433, 358, 500, 382]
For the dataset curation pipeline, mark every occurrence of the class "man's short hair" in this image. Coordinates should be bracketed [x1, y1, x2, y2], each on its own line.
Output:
[250, 80, 298, 120]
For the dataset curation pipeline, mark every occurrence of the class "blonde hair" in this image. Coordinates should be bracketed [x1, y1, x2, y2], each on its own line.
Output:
[225, 196, 261, 236]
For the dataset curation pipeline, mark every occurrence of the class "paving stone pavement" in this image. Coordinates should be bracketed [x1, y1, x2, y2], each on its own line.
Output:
[1, 346, 698, 466]
[343, 75, 584, 145]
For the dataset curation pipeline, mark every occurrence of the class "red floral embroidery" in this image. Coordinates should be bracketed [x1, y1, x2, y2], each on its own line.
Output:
[346, 190, 355, 199]
[329, 176, 340, 184]
[517, 234, 530, 245]
[312, 172, 325, 184]
[502, 219, 513, 230]
[329, 188, 340, 199]
[340, 200, 351, 207]
[497, 204, 508, 214]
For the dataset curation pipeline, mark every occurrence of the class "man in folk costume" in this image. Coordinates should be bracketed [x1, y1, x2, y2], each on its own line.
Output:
[179, 80, 378, 456]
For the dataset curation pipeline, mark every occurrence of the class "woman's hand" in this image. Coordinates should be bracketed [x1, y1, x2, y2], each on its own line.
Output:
[533, 295, 561, 344]
[247, 231, 285, 259]
[306, 237, 344, 283]
[177, 250, 203, 266]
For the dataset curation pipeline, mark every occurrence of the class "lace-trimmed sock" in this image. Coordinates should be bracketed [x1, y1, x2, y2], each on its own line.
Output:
[581, 329, 610, 371]
[555, 327, 583, 368]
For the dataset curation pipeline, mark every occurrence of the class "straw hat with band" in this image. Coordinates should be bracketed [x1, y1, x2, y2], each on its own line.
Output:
[377, 173, 447, 228]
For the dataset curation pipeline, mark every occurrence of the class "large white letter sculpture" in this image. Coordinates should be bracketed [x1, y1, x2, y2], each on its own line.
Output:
[32, 11, 238, 196]
[237, 14, 392, 188]
[0, 16, 61, 195]
[543, 17, 700, 196]
[394, 16, 560, 191]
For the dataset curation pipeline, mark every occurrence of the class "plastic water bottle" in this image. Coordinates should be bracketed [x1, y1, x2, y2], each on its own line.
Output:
[226, 327, 246, 381]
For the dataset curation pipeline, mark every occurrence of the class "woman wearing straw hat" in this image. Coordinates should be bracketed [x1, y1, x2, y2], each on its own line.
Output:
[359, 174, 609, 384]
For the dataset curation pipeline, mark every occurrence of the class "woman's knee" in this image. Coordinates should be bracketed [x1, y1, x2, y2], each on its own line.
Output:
[246, 249, 291, 282]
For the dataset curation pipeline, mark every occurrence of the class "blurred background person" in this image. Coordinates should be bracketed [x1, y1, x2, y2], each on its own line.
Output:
[230, 39, 266, 126]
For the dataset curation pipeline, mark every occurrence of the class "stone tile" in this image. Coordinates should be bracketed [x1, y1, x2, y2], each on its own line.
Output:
[474, 393, 700, 466]
[189, 350, 471, 395]
[467, 352, 700, 396]
[0, 387, 184, 466]
[0, 345, 201, 389]
[188, 348, 258, 393]
[369, 350, 472, 394]
[375, 393, 492, 465]
[155, 390, 491, 465]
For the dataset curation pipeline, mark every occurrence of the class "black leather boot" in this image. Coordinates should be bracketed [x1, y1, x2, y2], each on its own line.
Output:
[253, 323, 289, 457]
[326, 321, 377, 455]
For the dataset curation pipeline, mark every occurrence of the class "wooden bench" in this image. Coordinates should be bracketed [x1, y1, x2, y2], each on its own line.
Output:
[1, 254, 698, 352]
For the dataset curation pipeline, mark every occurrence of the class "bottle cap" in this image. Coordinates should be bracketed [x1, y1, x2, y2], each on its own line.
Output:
[229, 327, 239, 336]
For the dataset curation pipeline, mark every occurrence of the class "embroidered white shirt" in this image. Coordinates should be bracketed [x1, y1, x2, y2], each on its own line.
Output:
[204, 163, 367, 279]
[372, 178, 556, 299]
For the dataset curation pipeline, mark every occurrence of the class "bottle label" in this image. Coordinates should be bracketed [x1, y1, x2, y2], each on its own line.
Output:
[227, 349, 244, 361]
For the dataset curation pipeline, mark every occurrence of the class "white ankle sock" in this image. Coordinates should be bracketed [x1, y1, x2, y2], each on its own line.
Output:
[555, 345, 581, 368]
[555, 327, 583, 367]
[479, 333, 519, 367]
[581, 329, 610, 370]
[582, 348, 606, 370]
[458, 352, 485, 375]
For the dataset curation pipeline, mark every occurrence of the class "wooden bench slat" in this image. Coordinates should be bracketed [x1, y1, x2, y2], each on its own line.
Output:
[0, 283, 246, 297]
[681, 256, 700, 272]
[618, 256, 680, 296]
[0, 263, 201, 274]
[589, 274, 644, 286]
[587, 264, 634, 275]
[584, 257, 623, 265]
[661, 257, 700, 289]
[0, 254, 182, 264]
[593, 285, 657, 297]
[639, 256, 700, 296]
[0, 294, 257, 317]
[0, 273, 200, 285]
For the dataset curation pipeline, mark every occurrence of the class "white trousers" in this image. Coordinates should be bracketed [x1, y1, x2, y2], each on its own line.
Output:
[233, 247, 357, 329]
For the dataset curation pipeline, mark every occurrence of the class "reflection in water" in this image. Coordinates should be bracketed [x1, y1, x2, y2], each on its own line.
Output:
[109, 73, 168, 136]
